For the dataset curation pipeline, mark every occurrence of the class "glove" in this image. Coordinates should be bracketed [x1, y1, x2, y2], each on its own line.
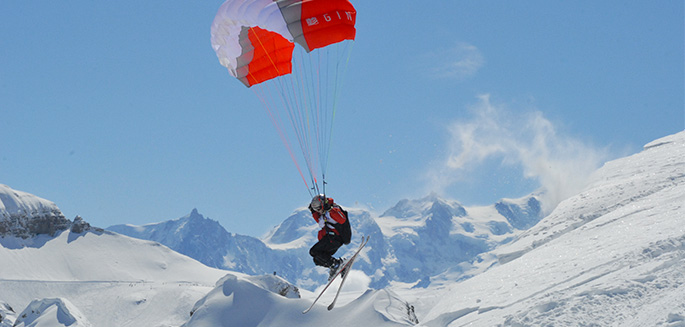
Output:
[318, 218, 326, 229]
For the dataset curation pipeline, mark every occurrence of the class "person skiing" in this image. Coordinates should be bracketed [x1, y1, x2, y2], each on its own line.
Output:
[308, 194, 352, 279]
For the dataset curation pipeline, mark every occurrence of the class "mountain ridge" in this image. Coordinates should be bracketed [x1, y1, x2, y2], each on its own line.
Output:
[107, 192, 545, 290]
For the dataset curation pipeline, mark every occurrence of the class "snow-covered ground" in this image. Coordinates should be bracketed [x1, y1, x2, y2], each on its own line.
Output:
[183, 273, 417, 327]
[0, 229, 229, 327]
[13, 298, 92, 327]
[396, 131, 685, 326]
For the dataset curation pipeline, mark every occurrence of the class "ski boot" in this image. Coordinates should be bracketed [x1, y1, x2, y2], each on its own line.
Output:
[328, 257, 347, 281]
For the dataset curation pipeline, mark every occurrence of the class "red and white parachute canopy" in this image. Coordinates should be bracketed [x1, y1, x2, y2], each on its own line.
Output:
[211, 0, 357, 195]
[211, 0, 356, 87]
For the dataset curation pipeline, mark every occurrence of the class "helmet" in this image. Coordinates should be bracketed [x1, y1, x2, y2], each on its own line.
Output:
[310, 194, 332, 212]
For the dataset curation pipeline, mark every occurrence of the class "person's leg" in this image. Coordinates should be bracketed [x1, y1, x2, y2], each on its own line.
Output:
[309, 235, 342, 267]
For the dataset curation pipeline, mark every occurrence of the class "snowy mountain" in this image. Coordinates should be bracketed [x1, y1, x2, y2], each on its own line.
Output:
[0, 184, 71, 238]
[0, 184, 101, 242]
[376, 193, 542, 284]
[3, 130, 683, 326]
[108, 209, 307, 285]
[108, 209, 290, 275]
[409, 131, 685, 326]
[109, 193, 544, 290]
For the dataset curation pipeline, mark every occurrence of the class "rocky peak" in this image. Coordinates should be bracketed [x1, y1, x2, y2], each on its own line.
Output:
[381, 193, 466, 220]
[0, 184, 96, 239]
[494, 196, 543, 230]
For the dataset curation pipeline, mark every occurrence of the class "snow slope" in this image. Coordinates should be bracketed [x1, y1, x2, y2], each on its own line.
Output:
[182, 273, 418, 327]
[0, 184, 58, 217]
[0, 229, 226, 282]
[0, 228, 229, 327]
[0, 302, 17, 327]
[418, 131, 685, 326]
[13, 298, 92, 327]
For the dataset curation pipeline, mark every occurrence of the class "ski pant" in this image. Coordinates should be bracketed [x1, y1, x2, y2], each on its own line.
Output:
[309, 233, 343, 268]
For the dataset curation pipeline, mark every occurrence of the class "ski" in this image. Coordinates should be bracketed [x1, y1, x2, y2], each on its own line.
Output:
[302, 235, 370, 314]
[327, 235, 369, 310]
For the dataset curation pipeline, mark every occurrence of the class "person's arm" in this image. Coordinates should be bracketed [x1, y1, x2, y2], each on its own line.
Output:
[328, 208, 346, 224]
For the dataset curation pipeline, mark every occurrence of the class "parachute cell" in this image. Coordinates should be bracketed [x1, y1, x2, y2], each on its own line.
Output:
[236, 27, 294, 87]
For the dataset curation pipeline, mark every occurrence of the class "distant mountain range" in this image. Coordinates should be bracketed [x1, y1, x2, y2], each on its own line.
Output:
[108, 193, 544, 290]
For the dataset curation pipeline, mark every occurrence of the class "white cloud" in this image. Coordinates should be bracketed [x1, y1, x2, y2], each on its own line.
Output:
[428, 94, 611, 213]
[424, 42, 484, 80]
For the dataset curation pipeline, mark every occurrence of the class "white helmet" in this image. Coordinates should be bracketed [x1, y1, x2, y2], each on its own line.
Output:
[310, 194, 330, 212]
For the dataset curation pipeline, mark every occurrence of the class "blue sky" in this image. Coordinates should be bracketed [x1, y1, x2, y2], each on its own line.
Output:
[1, 1, 683, 236]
